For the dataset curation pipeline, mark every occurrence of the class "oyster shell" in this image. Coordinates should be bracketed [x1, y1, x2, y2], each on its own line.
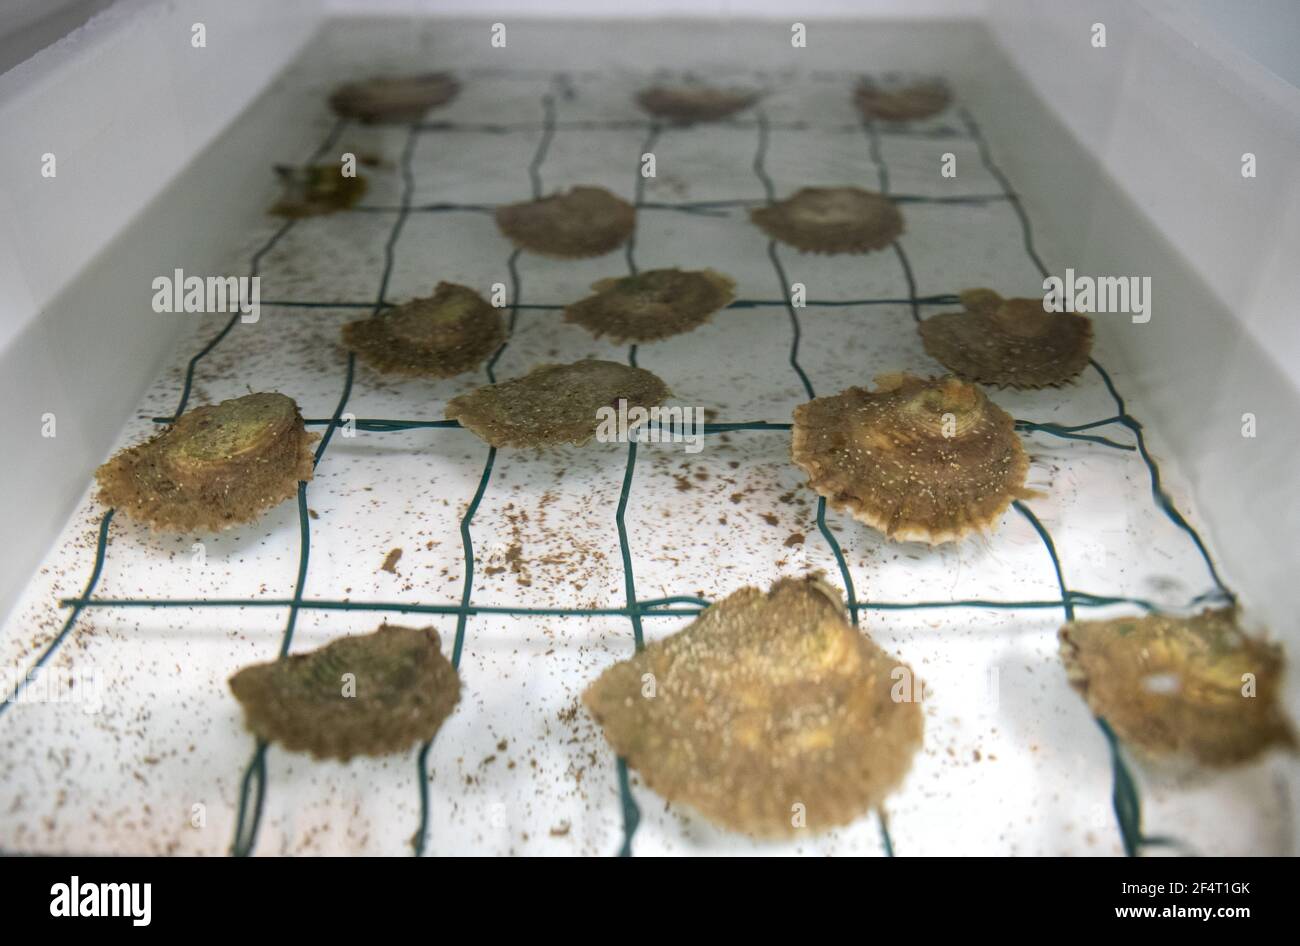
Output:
[495, 186, 636, 259]
[563, 268, 735, 343]
[791, 373, 1031, 543]
[343, 282, 505, 377]
[854, 79, 951, 121]
[919, 289, 1093, 389]
[445, 359, 671, 448]
[328, 73, 460, 124]
[750, 186, 903, 254]
[584, 575, 923, 837]
[95, 392, 316, 532]
[635, 85, 759, 123]
[229, 624, 461, 761]
[1059, 608, 1295, 767]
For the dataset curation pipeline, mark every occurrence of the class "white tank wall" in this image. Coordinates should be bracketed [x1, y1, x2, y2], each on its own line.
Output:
[0, 0, 321, 622]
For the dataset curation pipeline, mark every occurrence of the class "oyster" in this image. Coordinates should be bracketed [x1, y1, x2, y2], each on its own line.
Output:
[328, 73, 460, 124]
[584, 575, 923, 837]
[919, 289, 1093, 388]
[791, 373, 1031, 543]
[229, 624, 461, 761]
[95, 392, 316, 532]
[635, 85, 759, 123]
[445, 359, 670, 448]
[563, 268, 735, 343]
[750, 186, 903, 254]
[854, 79, 951, 121]
[343, 282, 505, 377]
[495, 186, 636, 258]
[1059, 608, 1294, 767]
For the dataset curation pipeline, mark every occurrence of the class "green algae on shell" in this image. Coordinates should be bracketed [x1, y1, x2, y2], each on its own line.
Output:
[229, 624, 461, 761]
[270, 164, 368, 218]
[343, 282, 506, 377]
[495, 186, 636, 258]
[95, 393, 316, 533]
[563, 268, 736, 343]
[854, 79, 951, 121]
[328, 73, 460, 123]
[791, 373, 1032, 544]
[583, 575, 923, 837]
[445, 358, 670, 448]
[750, 186, 903, 254]
[635, 84, 759, 123]
[1059, 608, 1295, 768]
[919, 288, 1093, 389]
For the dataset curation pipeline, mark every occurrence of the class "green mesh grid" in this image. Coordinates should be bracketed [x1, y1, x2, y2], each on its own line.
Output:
[3, 73, 1234, 858]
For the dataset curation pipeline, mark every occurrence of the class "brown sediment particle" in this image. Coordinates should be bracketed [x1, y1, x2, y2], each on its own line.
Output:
[854, 79, 951, 121]
[95, 392, 316, 532]
[635, 85, 759, 124]
[495, 186, 635, 258]
[445, 359, 670, 448]
[229, 625, 461, 762]
[790, 374, 1032, 544]
[380, 548, 402, 574]
[270, 165, 367, 218]
[583, 575, 923, 837]
[328, 73, 460, 123]
[919, 289, 1093, 389]
[750, 187, 903, 254]
[342, 282, 505, 378]
[563, 268, 736, 343]
[1059, 608, 1295, 768]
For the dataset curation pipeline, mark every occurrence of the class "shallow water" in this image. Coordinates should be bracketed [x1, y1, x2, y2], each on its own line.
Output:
[0, 17, 1289, 856]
